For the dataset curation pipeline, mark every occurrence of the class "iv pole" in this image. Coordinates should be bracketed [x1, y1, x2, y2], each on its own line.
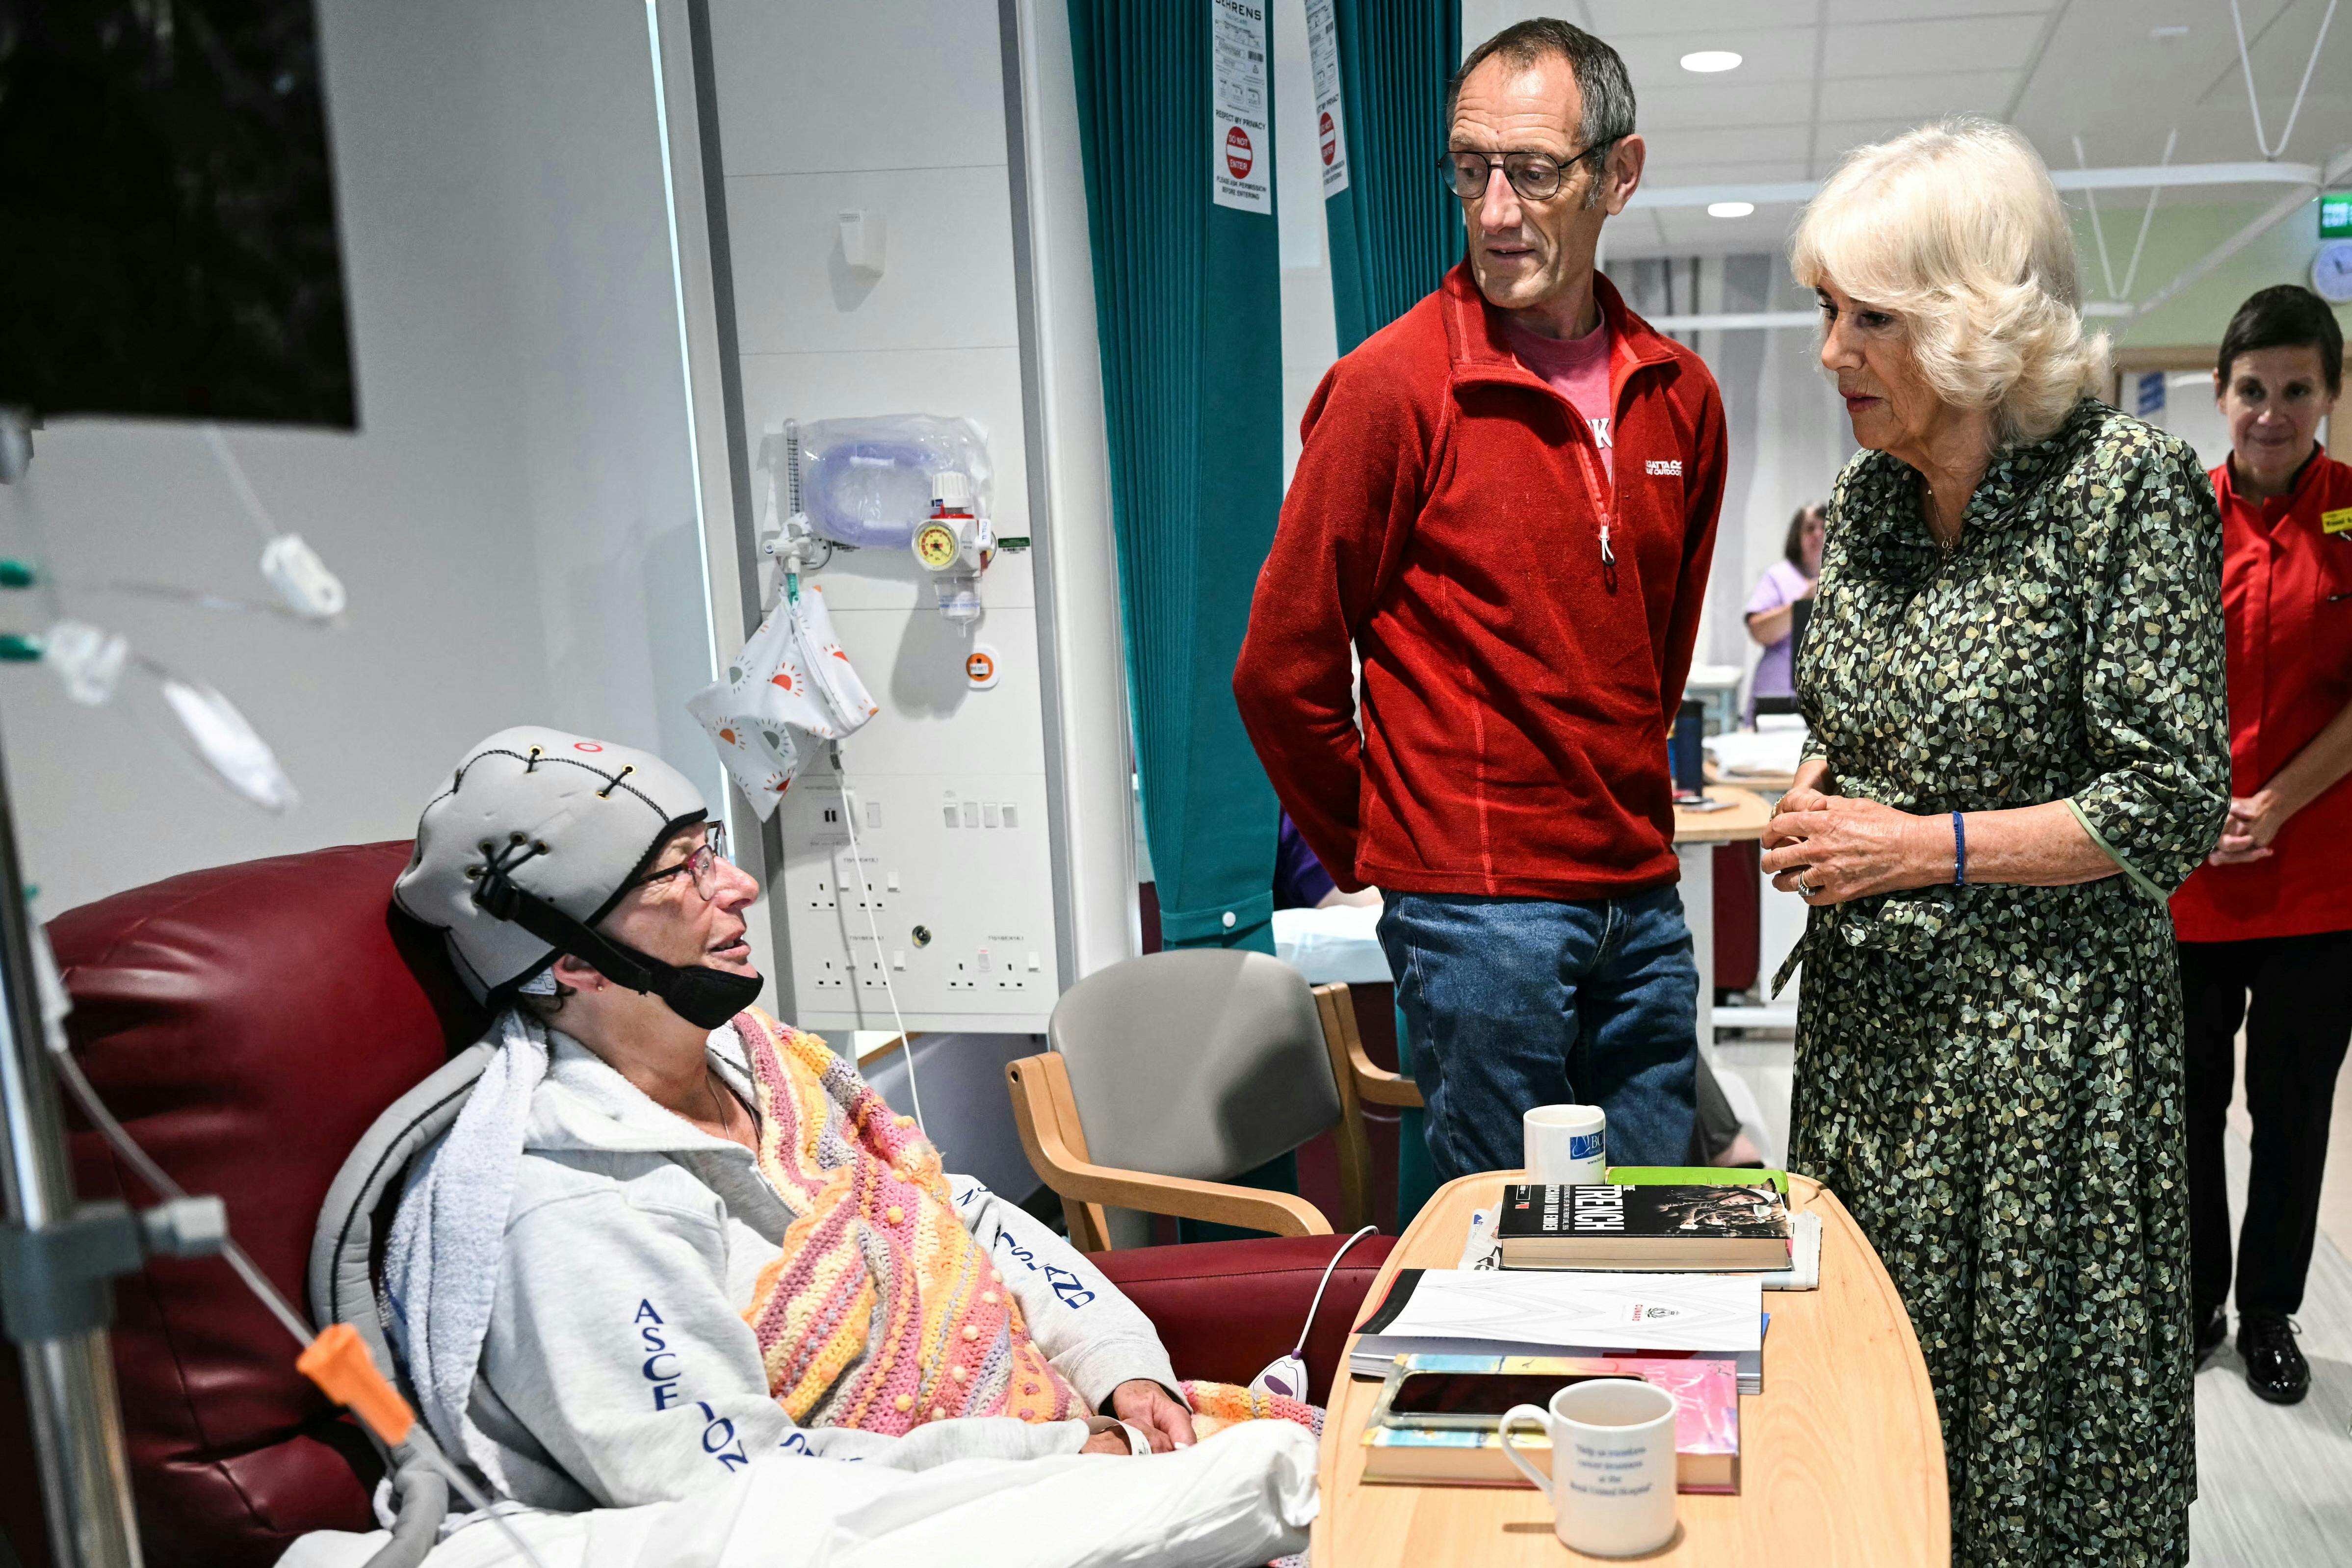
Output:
[0, 408, 145, 1568]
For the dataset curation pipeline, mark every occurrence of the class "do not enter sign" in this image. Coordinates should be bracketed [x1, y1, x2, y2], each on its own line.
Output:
[1225, 125, 1253, 181]
[1319, 110, 1336, 168]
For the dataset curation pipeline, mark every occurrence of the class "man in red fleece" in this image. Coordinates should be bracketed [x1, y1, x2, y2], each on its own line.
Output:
[1233, 19, 1725, 1181]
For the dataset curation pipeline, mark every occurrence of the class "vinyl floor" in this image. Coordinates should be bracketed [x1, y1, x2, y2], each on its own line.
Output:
[2190, 1105, 2352, 1566]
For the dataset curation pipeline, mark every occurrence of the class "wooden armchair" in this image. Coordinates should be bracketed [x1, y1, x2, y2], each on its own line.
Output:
[1005, 949, 1422, 1251]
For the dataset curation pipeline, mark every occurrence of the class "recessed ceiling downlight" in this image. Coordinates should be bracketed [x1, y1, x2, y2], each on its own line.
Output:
[1707, 201, 1755, 218]
[1680, 50, 1743, 73]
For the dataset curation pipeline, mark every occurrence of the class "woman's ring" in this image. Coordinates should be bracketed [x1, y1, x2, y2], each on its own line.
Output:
[1796, 871, 1819, 899]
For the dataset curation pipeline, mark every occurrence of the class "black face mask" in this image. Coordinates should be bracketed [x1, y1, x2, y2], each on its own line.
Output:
[645, 956, 766, 1030]
[471, 860, 761, 1030]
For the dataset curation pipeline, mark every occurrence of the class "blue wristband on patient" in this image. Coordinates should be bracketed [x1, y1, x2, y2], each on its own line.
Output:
[1953, 810, 1967, 887]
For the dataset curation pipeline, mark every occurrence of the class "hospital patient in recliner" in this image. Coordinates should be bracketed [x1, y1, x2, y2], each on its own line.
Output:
[282, 728, 1316, 1568]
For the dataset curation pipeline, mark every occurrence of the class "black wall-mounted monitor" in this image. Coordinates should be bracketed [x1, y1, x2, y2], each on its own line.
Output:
[0, 0, 356, 427]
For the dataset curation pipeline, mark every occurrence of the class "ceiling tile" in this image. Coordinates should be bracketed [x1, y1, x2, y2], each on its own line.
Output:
[1816, 70, 2015, 120]
[1824, 0, 2052, 22]
[1571, 0, 1823, 38]
[2008, 0, 2350, 167]
[1638, 79, 1821, 131]
[1645, 158, 1816, 186]
[1824, 16, 2043, 77]
[1645, 124, 1816, 166]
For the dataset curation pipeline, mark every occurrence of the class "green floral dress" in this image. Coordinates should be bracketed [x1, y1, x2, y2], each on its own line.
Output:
[1779, 400, 2229, 1568]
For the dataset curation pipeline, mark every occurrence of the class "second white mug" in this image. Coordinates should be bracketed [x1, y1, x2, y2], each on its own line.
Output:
[1498, 1377, 1679, 1558]
[1523, 1102, 1607, 1186]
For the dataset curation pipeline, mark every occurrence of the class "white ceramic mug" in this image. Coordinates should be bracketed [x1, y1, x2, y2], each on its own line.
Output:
[1498, 1377, 1678, 1558]
[1523, 1103, 1607, 1187]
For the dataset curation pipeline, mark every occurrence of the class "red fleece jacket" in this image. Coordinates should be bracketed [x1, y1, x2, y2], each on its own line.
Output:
[1234, 265, 1726, 900]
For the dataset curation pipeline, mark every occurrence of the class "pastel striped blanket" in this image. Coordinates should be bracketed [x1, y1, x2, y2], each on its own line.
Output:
[735, 1010, 1082, 1429]
[731, 1010, 1319, 1443]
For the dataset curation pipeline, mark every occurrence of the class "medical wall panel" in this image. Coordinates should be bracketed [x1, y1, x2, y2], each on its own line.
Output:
[707, 0, 1073, 1034]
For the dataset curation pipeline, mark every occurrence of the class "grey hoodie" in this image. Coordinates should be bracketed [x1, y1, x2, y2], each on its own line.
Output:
[444, 1031, 1181, 1511]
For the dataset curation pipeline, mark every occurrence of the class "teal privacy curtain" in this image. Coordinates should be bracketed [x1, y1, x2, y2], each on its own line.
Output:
[1317, 0, 1462, 355]
[1312, 0, 1460, 1226]
[1067, 0, 1284, 959]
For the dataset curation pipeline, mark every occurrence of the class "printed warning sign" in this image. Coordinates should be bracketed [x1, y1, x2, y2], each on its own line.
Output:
[1306, 0, 1348, 197]
[1211, 0, 1271, 214]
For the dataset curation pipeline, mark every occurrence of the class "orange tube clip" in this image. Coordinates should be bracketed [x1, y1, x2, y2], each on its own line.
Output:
[298, 1322, 415, 1447]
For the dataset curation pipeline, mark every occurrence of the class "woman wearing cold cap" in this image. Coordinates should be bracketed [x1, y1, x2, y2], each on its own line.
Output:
[1759, 119, 2228, 1568]
[308, 727, 1318, 1568]
[2170, 285, 2352, 1409]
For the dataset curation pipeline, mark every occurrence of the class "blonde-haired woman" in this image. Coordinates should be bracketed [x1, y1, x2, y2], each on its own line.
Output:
[1759, 118, 2227, 1568]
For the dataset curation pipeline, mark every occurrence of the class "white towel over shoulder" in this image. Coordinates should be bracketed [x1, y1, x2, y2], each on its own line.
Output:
[383, 1008, 552, 1494]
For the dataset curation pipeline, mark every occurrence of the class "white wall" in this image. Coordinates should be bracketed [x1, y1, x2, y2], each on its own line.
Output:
[5, 0, 733, 936]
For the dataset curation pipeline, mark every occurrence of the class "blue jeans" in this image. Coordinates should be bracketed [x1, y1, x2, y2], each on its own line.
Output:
[1378, 885, 1700, 1182]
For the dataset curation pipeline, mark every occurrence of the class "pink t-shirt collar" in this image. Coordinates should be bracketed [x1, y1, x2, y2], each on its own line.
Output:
[1502, 312, 1615, 477]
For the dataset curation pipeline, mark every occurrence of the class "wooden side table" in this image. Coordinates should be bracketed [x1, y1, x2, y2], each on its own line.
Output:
[1312, 1172, 1950, 1566]
[1672, 784, 1773, 845]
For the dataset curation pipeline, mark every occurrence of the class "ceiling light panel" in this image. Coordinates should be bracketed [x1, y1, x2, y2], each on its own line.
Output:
[1681, 50, 1744, 72]
[1614, 28, 1818, 86]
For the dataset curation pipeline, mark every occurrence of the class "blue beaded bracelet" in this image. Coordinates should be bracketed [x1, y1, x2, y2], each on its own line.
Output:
[1952, 810, 1967, 887]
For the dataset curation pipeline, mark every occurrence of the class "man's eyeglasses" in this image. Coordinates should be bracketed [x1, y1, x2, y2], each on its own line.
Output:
[1437, 140, 1619, 203]
[627, 823, 731, 901]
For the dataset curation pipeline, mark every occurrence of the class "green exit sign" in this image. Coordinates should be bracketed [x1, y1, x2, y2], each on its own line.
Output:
[2324, 193, 2352, 238]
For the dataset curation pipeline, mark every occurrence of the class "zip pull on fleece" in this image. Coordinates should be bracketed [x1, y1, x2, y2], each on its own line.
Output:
[1599, 523, 1615, 566]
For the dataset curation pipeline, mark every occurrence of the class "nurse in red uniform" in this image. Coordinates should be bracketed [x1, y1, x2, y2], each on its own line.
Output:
[2173, 284, 2352, 1407]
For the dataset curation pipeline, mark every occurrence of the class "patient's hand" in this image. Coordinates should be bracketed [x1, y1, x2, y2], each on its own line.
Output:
[1080, 1428, 1138, 1455]
[1110, 1378, 1197, 1452]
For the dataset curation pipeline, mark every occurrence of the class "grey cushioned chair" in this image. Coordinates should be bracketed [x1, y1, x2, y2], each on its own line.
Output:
[1006, 950, 1419, 1251]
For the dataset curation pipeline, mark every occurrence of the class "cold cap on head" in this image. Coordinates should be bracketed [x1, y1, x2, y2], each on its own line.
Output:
[397, 727, 709, 1004]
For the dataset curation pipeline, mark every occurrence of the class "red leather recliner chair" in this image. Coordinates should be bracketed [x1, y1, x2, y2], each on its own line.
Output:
[0, 842, 1391, 1568]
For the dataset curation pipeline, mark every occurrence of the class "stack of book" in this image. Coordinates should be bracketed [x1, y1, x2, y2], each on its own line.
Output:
[1359, 1352, 1741, 1492]
[1496, 1182, 1793, 1271]
[1350, 1268, 1767, 1394]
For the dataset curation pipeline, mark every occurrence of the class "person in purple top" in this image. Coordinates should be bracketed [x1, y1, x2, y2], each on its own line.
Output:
[1743, 503, 1825, 720]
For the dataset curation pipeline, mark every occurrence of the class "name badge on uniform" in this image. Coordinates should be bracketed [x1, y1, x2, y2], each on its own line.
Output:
[2322, 506, 2352, 535]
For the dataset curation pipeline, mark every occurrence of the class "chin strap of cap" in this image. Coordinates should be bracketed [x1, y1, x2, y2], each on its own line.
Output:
[470, 848, 761, 1031]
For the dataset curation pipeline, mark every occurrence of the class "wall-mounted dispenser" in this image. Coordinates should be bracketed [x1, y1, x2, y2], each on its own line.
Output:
[837, 209, 886, 277]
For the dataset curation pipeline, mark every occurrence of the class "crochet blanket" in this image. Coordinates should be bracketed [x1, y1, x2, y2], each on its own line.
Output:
[735, 1011, 1083, 1430]
[731, 1012, 1321, 1448]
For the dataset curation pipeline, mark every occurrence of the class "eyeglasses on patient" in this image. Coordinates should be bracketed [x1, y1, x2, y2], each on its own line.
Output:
[1437, 140, 1619, 202]
[627, 822, 731, 900]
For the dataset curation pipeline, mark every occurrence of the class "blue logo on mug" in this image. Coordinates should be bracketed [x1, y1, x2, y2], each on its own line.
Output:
[1568, 1131, 1604, 1161]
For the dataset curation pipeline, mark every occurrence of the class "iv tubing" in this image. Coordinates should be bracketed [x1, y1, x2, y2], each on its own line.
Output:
[201, 427, 283, 543]
[52, 1049, 549, 1568]
[835, 751, 925, 1138]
